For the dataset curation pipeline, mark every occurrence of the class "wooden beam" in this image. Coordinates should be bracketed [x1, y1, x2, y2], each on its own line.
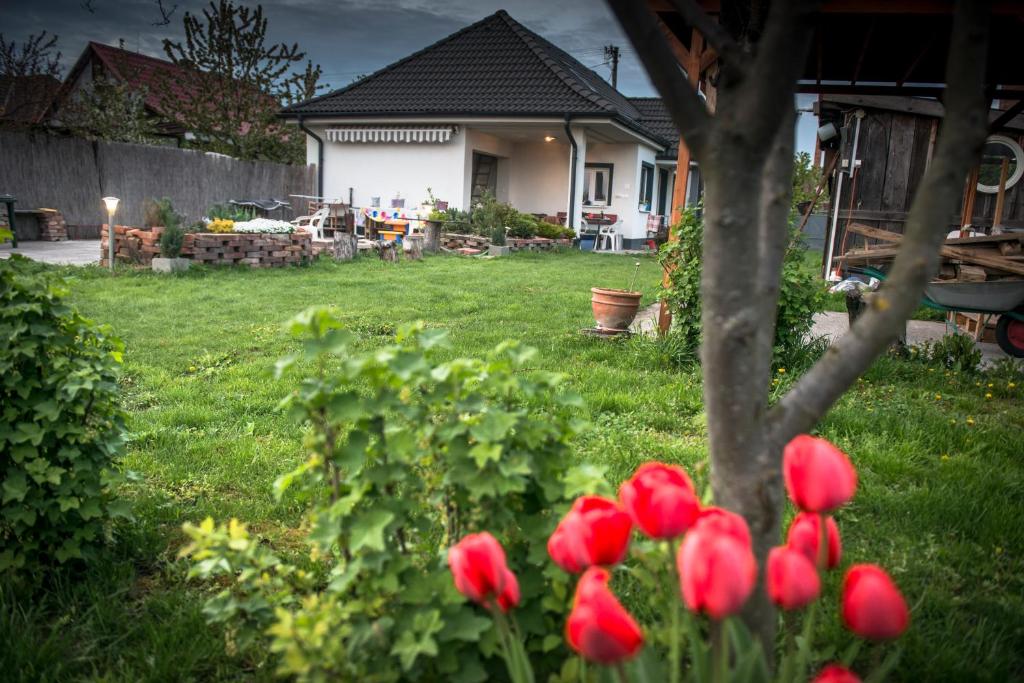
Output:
[656, 15, 692, 67]
[898, 33, 937, 86]
[990, 99, 1024, 132]
[850, 19, 875, 85]
[960, 165, 979, 228]
[659, 26, 706, 335]
[845, 223, 1024, 276]
[993, 156, 1010, 227]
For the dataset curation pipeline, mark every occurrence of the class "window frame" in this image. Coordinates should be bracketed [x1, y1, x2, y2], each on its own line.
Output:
[582, 162, 614, 207]
[638, 162, 655, 212]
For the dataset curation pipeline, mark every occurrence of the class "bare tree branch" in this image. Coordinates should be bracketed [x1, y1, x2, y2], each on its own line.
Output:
[668, 0, 746, 69]
[767, 0, 991, 445]
[153, 0, 179, 26]
[82, 0, 96, 13]
[605, 0, 712, 160]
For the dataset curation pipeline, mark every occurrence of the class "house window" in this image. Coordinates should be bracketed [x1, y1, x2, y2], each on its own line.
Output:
[471, 152, 499, 204]
[583, 163, 613, 207]
[639, 163, 654, 212]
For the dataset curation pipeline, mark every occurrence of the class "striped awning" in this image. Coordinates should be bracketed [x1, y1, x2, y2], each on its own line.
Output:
[325, 125, 459, 144]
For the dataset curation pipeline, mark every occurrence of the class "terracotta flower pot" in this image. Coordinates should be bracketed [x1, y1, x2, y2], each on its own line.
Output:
[591, 287, 643, 331]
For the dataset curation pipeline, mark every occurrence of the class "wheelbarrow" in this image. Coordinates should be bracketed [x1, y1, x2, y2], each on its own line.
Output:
[853, 266, 1024, 358]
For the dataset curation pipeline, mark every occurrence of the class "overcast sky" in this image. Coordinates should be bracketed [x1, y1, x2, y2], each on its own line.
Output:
[2, 0, 817, 151]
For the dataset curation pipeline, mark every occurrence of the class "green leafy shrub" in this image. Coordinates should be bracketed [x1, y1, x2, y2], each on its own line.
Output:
[207, 203, 254, 222]
[659, 203, 825, 364]
[532, 221, 574, 240]
[910, 333, 982, 374]
[0, 256, 129, 573]
[181, 308, 600, 681]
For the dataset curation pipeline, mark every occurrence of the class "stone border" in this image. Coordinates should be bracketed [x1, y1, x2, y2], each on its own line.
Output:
[100, 225, 311, 268]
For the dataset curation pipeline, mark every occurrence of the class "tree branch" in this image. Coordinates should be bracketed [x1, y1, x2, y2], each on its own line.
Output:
[668, 0, 746, 69]
[605, 0, 712, 160]
[752, 106, 796, 399]
[767, 0, 991, 445]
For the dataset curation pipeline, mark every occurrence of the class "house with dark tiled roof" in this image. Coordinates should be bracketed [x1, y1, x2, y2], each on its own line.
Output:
[281, 10, 690, 247]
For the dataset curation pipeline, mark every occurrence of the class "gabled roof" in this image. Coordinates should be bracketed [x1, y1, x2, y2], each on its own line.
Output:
[282, 10, 672, 146]
[63, 42, 197, 117]
[629, 97, 680, 160]
[0, 74, 61, 124]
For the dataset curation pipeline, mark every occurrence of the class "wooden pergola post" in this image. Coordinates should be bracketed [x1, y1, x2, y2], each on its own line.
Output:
[657, 26, 714, 334]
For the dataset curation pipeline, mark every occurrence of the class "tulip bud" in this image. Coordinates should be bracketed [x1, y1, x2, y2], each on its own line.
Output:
[813, 664, 861, 683]
[783, 435, 858, 512]
[786, 512, 842, 569]
[566, 567, 644, 664]
[766, 546, 820, 610]
[841, 564, 909, 640]
[677, 513, 756, 619]
[694, 506, 752, 547]
[618, 462, 701, 540]
[548, 496, 632, 571]
[448, 532, 519, 612]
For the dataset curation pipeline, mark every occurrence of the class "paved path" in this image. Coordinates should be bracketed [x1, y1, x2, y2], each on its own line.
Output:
[812, 311, 1015, 367]
[632, 304, 1017, 367]
[0, 240, 100, 266]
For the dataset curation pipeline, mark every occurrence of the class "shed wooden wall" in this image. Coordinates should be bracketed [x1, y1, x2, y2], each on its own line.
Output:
[0, 130, 314, 230]
[823, 107, 1024, 253]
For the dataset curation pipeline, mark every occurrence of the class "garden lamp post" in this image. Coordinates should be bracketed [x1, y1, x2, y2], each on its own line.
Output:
[103, 196, 119, 271]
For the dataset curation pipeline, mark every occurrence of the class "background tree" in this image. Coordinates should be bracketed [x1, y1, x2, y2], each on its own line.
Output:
[0, 32, 62, 125]
[606, 0, 991, 647]
[58, 76, 162, 144]
[160, 0, 323, 164]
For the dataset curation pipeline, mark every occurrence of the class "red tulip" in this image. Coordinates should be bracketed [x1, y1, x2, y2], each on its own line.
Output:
[694, 506, 752, 547]
[496, 568, 520, 612]
[677, 514, 757, 619]
[566, 567, 644, 664]
[813, 664, 861, 683]
[547, 517, 585, 573]
[766, 545, 820, 610]
[448, 532, 518, 612]
[618, 462, 701, 539]
[841, 564, 909, 640]
[783, 435, 857, 512]
[548, 496, 632, 571]
[787, 512, 842, 569]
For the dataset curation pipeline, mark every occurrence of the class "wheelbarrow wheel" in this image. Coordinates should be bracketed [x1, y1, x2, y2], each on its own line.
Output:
[995, 308, 1024, 358]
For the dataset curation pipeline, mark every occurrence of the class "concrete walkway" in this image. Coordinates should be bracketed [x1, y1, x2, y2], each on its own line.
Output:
[632, 304, 1017, 367]
[0, 240, 100, 266]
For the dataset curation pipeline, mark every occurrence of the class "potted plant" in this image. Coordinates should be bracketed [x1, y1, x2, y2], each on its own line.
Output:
[591, 262, 643, 331]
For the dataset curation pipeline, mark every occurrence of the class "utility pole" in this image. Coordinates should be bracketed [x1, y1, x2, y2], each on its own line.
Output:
[604, 45, 620, 89]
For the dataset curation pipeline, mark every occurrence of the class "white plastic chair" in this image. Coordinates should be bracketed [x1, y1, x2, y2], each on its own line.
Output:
[597, 223, 622, 252]
[291, 207, 330, 240]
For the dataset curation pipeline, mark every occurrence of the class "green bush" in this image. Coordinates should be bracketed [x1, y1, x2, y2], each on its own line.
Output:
[658, 203, 825, 364]
[0, 256, 129, 573]
[181, 308, 600, 681]
[910, 333, 982, 374]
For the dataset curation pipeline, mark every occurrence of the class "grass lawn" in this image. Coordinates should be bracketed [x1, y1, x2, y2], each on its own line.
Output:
[3, 250, 1023, 682]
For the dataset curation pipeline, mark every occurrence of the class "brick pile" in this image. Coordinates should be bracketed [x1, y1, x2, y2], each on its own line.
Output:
[100, 225, 311, 268]
[37, 209, 68, 241]
[441, 232, 490, 250]
[506, 237, 573, 251]
[442, 233, 574, 252]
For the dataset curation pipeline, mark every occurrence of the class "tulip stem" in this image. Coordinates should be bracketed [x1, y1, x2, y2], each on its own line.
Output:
[777, 611, 796, 683]
[491, 607, 534, 683]
[668, 540, 683, 683]
[713, 619, 730, 683]
[793, 599, 818, 683]
[818, 513, 828, 569]
[614, 661, 630, 683]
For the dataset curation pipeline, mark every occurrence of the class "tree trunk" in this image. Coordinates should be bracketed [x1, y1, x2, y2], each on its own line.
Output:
[332, 231, 357, 261]
[404, 235, 424, 261]
[424, 221, 441, 253]
[379, 242, 399, 262]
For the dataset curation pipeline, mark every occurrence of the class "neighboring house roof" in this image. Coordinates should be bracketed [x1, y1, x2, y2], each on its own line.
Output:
[282, 10, 674, 148]
[61, 41, 197, 118]
[629, 97, 680, 160]
[0, 74, 61, 124]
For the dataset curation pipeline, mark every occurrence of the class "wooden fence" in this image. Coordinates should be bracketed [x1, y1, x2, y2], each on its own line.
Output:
[0, 130, 314, 230]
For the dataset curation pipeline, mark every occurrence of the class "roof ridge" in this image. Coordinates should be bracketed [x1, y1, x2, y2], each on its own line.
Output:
[283, 11, 511, 114]
[495, 11, 623, 117]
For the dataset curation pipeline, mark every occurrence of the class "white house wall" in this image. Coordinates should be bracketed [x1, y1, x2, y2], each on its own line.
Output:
[463, 129, 514, 206]
[306, 123, 467, 208]
[507, 141, 570, 216]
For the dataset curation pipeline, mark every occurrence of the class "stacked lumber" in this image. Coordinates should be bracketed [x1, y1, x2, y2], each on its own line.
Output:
[837, 223, 1024, 281]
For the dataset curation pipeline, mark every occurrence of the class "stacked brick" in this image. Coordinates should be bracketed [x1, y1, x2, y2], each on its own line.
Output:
[37, 209, 68, 241]
[100, 225, 311, 268]
[442, 232, 573, 252]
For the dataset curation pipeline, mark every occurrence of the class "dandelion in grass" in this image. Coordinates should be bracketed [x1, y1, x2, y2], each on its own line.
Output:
[985, 392, 993, 400]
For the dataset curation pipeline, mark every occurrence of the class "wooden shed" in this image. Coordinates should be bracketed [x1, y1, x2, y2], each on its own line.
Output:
[816, 94, 1024, 276]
